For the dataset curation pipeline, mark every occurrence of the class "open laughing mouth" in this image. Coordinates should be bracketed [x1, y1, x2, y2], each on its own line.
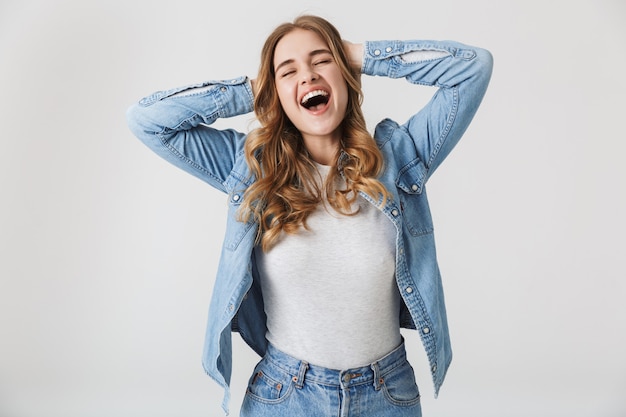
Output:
[300, 89, 330, 111]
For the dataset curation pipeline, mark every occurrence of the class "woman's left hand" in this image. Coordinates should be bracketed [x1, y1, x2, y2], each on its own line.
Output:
[343, 40, 364, 71]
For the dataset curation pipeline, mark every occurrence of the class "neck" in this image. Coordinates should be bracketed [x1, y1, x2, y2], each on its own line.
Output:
[302, 134, 341, 166]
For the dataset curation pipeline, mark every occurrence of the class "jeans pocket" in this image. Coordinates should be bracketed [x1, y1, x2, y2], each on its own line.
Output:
[245, 359, 294, 404]
[381, 360, 421, 407]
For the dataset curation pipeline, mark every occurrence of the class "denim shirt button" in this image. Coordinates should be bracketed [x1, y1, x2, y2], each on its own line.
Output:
[432, 364, 437, 372]
[385, 47, 392, 52]
[232, 194, 240, 202]
[422, 327, 430, 334]
[405, 286, 413, 294]
[391, 209, 399, 217]
[220, 86, 227, 92]
[374, 49, 381, 56]
[228, 304, 234, 312]
[411, 184, 419, 191]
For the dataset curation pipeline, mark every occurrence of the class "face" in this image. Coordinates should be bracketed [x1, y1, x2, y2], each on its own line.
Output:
[273, 28, 348, 157]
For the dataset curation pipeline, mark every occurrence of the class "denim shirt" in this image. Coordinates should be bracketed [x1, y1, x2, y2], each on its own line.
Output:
[127, 39, 493, 413]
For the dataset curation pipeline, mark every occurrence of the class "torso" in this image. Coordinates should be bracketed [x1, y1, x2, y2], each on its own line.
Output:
[254, 163, 402, 369]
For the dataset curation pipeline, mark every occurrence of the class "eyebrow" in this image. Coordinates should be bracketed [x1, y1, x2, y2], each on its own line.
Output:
[274, 49, 333, 73]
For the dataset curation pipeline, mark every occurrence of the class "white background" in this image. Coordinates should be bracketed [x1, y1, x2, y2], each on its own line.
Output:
[1, 0, 625, 416]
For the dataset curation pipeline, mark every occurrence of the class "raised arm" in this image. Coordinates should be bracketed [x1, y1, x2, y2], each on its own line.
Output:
[126, 76, 255, 192]
[359, 39, 493, 180]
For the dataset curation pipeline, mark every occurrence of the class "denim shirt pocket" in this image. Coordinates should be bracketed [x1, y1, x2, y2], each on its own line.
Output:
[396, 159, 434, 236]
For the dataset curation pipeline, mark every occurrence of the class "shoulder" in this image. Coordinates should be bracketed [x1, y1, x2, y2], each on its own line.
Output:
[373, 118, 399, 148]
[374, 118, 428, 190]
[373, 118, 418, 161]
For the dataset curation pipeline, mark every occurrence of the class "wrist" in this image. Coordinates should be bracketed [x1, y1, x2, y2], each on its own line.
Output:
[249, 78, 258, 97]
[351, 44, 364, 69]
[344, 41, 364, 71]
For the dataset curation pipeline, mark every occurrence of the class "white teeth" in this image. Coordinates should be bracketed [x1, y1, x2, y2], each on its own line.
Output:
[301, 90, 328, 105]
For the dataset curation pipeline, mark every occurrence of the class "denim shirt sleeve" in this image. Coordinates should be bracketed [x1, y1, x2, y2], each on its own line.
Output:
[362, 40, 493, 180]
[126, 76, 255, 192]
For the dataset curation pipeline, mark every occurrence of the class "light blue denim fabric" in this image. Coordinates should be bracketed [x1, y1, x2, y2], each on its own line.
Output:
[240, 341, 421, 417]
[126, 39, 493, 414]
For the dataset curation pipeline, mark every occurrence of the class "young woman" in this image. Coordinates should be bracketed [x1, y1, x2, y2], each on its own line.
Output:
[127, 15, 492, 417]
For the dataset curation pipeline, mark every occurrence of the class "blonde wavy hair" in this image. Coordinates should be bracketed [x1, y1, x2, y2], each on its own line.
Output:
[240, 15, 389, 251]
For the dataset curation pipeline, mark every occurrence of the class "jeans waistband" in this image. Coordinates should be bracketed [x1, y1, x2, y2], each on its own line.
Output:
[264, 340, 408, 388]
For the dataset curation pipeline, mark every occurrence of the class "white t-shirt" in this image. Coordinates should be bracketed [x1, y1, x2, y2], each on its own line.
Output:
[254, 163, 402, 369]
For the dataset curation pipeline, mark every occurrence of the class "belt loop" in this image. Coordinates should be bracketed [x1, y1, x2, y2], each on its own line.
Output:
[293, 360, 308, 389]
[371, 361, 382, 391]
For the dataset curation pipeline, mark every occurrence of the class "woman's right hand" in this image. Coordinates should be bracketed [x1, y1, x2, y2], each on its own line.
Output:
[250, 78, 258, 97]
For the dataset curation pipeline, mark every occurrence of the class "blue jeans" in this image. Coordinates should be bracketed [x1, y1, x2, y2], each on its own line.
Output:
[240, 341, 422, 417]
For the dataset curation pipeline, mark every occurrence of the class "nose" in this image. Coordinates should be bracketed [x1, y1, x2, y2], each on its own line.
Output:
[300, 68, 318, 84]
